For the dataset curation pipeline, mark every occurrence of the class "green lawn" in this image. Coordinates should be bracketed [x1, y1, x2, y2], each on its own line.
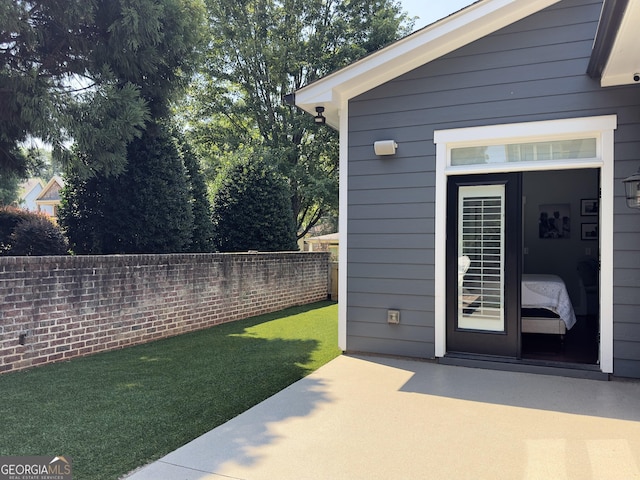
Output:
[0, 301, 339, 479]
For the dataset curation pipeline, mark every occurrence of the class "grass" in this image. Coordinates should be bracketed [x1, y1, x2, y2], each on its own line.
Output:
[0, 300, 340, 479]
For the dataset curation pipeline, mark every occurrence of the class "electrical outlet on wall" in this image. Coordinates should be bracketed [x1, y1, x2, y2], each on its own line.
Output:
[387, 310, 400, 324]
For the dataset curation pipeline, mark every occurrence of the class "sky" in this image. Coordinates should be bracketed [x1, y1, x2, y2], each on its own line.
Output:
[401, 0, 476, 30]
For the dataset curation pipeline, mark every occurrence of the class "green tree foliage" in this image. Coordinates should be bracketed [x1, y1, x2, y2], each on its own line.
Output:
[184, 0, 412, 238]
[0, 207, 67, 255]
[176, 133, 215, 252]
[26, 148, 64, 180]
[0, 171, 21, 206]
[211, 153, 298, 252]
[1, 0, 206, 178]
[60, 123, 196, 254]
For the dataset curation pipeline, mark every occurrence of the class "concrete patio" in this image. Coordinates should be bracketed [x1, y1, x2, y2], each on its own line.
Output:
[125, 354, 640, 480]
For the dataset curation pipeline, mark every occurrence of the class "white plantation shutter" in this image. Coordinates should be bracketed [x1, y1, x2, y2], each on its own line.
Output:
[458, 185, 505, 332]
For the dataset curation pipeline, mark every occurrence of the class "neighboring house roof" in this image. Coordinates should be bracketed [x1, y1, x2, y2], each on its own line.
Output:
[18, 179, 45, 209]
[587, 0, 640, 87]
[294, 0, 640, 126]
[20, 178, 45, 196]
[36, 176, 64, 204]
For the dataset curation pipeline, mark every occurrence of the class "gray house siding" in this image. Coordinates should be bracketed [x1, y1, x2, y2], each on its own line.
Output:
[346, 0, 640, 376]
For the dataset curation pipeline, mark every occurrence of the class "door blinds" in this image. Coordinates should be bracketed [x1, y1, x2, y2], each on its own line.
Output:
[457, 185, 505, 332]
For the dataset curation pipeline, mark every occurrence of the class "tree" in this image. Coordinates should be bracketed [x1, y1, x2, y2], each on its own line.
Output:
[20, 147, 64, 180]
[176, 133, 215, 252]
[211, 152, 298, 252]
[60, 122, 195, 254]
[1, 0, 206, 178]
[0, 171, 21, 206]
[184, 0, 413, 238]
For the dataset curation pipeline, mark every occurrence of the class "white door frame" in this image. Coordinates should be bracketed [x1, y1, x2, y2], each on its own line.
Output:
[434, 115, 617, 373]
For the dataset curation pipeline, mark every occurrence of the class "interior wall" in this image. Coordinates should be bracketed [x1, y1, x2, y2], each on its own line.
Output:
[522, 169, 599, 307]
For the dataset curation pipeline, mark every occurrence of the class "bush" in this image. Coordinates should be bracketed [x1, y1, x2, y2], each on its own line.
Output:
[0, 207, 32, 252]
[0, 207, 68, 256]
[211, 155, 298, 252]
[177, 133, 215, 253]
[9, 216, 68, 256]
[60, 123, 196, 254]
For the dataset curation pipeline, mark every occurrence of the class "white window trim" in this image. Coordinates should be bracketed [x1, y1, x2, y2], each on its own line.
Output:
[434, 115, 617, 373]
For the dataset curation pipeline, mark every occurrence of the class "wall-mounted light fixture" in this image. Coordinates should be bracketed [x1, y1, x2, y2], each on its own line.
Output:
[622, 168, 640, 209]
[374, 140, 398, 156]
[314, 106, 326, 125]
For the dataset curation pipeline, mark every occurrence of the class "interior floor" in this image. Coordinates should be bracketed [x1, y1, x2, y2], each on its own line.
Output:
[521, 314, 599, 364]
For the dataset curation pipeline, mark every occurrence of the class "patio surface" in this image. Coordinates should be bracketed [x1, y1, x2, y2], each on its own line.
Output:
[125, 354, 640, 480]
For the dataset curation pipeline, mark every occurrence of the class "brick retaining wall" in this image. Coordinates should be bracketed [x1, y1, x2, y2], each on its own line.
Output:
[0, 252, 330, 374]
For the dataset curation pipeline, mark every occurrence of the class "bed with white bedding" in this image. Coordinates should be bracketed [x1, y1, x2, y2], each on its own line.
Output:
[521, 274, 577, 335]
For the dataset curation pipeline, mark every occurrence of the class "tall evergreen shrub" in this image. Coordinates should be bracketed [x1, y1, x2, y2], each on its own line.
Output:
[178, 135, 215, 252]
[212, 156, 298, 252]
[61, 123, 195, 254]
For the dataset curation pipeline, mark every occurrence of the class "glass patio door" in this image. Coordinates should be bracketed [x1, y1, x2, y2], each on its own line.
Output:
[446, 173, 521, 358]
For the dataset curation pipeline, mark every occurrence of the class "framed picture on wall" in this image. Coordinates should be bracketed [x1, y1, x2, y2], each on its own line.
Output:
[539, 204, 570, 239]
[581, 223, 598, 240]
[581, 198, 598, 216]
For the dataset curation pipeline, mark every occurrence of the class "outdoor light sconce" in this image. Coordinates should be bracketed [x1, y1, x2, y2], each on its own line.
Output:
[622, 167, 640, 209]
[314, 106, 326, 125]
[374, 140, 398, 156]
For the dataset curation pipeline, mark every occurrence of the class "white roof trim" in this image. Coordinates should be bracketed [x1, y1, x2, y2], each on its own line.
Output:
[600, 1, 640, 87]
[295, 0, 561, 128]
[36, 176, 65, 202]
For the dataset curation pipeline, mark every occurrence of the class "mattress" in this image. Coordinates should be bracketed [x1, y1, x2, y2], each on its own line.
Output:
[521, 274, 577, 331]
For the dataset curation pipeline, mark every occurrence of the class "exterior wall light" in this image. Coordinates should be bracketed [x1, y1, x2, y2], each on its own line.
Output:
[373, 140, 398, 156]
[314, 106, 326, 125]
[622, 168, 640, 209]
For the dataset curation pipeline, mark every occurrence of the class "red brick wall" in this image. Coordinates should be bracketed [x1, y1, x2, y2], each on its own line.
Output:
[0, 252, 329, 374]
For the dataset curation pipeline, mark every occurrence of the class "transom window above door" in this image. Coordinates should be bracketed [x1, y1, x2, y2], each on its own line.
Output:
[451, 138, 597, 166]
[436, 116, 615, 175]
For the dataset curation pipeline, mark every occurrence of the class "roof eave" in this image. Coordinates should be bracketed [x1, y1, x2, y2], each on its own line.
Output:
[587, 0, 633, 86]
[294, 0, 562, 128]
[591, 0, 640, 87]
